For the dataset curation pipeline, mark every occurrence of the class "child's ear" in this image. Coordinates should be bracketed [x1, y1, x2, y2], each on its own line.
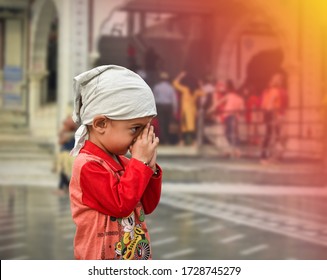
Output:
[92, 116, 109, 133]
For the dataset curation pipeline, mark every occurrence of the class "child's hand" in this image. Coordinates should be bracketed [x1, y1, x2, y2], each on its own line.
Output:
[130, 123, 159, 167]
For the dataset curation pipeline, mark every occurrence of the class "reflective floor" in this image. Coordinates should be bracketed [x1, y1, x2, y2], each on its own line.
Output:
[1, 184, 327, 260]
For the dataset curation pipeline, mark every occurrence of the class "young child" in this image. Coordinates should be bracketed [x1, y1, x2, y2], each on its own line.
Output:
[69, 65, 162, 260]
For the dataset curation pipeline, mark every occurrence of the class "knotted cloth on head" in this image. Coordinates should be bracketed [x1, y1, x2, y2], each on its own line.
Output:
[70, 65, 157, 156]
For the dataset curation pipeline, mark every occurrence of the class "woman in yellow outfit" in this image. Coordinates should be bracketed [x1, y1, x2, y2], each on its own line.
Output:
[173, 71, 204, 146]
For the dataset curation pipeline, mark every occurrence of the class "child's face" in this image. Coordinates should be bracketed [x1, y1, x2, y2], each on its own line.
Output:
[101, 116, 153, 155]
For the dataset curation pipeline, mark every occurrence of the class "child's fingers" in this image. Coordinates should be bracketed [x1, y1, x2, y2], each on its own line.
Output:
[152, 136, 160, 146]
[145, 124, 152, 139]
[138, 123, 150, 140]
[145, 123, 152, 139]
[148, 125, 155, 142]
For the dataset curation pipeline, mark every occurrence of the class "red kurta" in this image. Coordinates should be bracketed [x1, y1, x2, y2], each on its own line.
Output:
[69, 141, 162, 260]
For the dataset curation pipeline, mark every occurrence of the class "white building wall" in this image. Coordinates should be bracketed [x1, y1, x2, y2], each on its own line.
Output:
[5, 20, 22, 66]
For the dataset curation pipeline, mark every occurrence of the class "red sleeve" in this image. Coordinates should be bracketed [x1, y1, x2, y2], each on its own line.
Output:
[141, 164, 162, 214]
[80, 158, 154, 218]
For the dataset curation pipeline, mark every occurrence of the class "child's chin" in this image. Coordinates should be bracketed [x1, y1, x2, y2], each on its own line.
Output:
[118, 149, 129, 155]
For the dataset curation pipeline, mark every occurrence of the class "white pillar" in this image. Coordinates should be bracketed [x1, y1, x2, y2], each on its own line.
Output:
[56, 0, 89, 125]
[57, 0, 73, 130]
[28, 71, 48, 130]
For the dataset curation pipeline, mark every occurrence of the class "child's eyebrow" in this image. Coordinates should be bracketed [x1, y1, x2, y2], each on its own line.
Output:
[130, 122, 146, 127]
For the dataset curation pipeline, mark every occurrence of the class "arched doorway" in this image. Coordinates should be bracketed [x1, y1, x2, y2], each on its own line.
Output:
[28, 0, 59, 138]
[245, 48, 286, 95]
[30, 0, 58, 107]
[215, 13, 287, 89]
[46, 18, 58, 103]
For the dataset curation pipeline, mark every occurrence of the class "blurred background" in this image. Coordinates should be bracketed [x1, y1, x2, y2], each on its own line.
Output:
[0, 0, 327, 260]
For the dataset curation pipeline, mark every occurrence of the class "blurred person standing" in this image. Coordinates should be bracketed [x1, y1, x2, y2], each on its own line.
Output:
[153, 71, 178, 145]
[211, 80, 228, 123]
[203, 80, 230, 153]
[173, 71, 204, 146]
[260, 74, 283, 164]
[207, 80, 245, 158]
[241, 84, 261, 145]
[272, 72, 289, 162]
[200, 76, 216, 124]
[198, 76, 216, 145]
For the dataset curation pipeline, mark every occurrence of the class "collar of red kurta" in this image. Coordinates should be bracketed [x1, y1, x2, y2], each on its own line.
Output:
[79, 140, 125, 172]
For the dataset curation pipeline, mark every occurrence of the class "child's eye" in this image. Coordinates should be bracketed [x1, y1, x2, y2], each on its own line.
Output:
[131, 127, 139, 134]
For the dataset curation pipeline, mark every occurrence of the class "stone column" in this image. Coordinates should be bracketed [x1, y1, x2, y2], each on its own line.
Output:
[28, 71, 48, 130]
[56, 0, 73, 131]
[56, 0, 89, 125]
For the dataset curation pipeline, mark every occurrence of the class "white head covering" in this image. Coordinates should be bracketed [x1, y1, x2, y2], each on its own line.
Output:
[70, 65, 157, 156]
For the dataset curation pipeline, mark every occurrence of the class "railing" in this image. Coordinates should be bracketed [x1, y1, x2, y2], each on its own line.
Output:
[195, 106, 327, 161]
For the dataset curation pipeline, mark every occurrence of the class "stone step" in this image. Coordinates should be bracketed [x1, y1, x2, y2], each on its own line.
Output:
[0, 146, 52, 153]
[0, 126, 30, 134]
[0, 154, 54, 162]
[0, 118, 58, 189]
[0, 131, 55, 155]
[0, 111, 27, 126]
